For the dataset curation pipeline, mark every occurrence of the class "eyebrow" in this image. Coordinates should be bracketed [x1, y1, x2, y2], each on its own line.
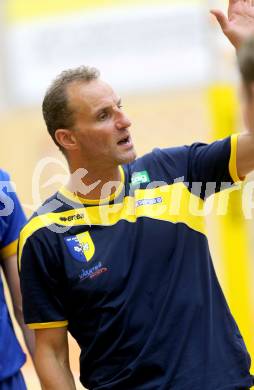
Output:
[95, 98, 122, 115]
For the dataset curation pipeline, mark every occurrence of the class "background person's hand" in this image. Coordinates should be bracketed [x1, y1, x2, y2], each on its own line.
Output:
[211, 0, 254, 50]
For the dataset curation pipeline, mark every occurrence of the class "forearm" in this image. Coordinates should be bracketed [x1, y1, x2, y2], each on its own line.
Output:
[35, 348, 76, 390]
[14, 307, 35, 358]
[1, 254, 36, 357]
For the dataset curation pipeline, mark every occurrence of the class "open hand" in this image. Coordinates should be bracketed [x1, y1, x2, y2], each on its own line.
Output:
[211, 0, 254, 49]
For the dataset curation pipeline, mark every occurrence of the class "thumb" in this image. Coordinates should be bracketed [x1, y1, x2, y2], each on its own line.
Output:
[210, 9, 229, 31]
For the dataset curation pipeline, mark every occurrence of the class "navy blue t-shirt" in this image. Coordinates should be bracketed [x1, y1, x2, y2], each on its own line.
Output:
[0, 170, 26, 381]
[19, 136, 253, 389]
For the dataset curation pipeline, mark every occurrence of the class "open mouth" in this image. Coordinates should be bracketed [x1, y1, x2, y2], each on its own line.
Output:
[117, 136, 130, 145]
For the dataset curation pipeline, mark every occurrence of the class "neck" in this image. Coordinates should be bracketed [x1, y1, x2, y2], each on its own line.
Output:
[66, 162, 122, 201]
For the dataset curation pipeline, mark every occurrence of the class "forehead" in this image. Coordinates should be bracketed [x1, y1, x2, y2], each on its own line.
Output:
[67, 79, 118, 114]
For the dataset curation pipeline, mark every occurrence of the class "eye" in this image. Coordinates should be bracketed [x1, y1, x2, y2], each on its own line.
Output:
[97, 111, 110, 121]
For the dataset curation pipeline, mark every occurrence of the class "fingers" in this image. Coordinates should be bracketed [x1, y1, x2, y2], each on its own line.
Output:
[210, 9, 229, 31]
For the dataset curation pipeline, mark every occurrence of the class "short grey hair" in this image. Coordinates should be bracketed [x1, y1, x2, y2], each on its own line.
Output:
[42, 66, 100, 151]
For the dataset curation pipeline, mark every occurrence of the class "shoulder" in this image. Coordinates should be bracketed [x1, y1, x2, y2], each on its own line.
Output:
[132, 146, 190, 169]
[21, 191, 63, 235]
[0, 169, 10, 182]
[18, 191, 65, 269]
[19, 190, 81, 257]
[124, 146, 190, 184]
[0, 169, 24, 220]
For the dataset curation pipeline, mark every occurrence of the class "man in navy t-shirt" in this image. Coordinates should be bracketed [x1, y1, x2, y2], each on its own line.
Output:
[19, 1, 254, 389]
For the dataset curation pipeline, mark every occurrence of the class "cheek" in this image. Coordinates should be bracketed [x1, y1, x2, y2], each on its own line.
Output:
[94, 126, 115, 145]
[95, 134, 113, 149]
[85, 131, 114, 152]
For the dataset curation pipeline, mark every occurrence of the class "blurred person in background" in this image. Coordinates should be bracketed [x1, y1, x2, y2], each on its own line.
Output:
[19, 1, 254, 389]
[0, 169, 35, 390]
[238, 35, 254, 143]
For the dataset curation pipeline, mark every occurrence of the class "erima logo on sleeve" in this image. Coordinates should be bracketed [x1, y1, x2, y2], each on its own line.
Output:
[131, 171, 150, 185]
[64, 232, 95, 262]
[60, 213, 84, 222]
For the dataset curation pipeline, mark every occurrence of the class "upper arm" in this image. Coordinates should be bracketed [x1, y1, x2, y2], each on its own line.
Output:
[19, 233, 68, 330]
[0, 171, 26, 260]
[236, 132, 254, 178]
[34, 327, 77, 390]
[186, 135, 242, 198]
[187, 136, 236, 183]
[0, 172, 26, 312]
[1, 253, 22, 314]
[156, 136, 238, 199]
[35, 327, 69, 361]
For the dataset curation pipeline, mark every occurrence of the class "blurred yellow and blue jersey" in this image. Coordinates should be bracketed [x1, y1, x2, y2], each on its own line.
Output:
[0, 169, 26, 381]
[19, 135, 254, 389]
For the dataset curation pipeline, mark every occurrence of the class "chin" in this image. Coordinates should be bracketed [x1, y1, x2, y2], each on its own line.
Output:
[119, 150, 137, 164]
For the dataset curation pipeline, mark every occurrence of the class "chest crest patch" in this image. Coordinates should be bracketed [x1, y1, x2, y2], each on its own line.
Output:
[64, 232, 95, 263]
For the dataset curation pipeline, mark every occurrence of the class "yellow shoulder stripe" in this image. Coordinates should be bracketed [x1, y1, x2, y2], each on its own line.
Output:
[19, 183, 206, 270]
[27, 320, 68, 330]
[1, 239, 18, 259]
[229, 134, 243, 183]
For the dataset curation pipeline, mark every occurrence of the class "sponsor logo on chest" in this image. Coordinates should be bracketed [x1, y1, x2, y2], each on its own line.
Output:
[136, 197, 162, 207]
[78, 261, 108, 281]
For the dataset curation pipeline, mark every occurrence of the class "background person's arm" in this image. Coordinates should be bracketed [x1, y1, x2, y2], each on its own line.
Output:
[212, 0, 254, 178]
[2, 253, 35, 357]
[211, 0, 254, 50]
[34, 327, 76, 390]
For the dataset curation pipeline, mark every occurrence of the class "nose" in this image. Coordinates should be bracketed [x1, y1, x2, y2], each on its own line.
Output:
[115, 110, 132, 130]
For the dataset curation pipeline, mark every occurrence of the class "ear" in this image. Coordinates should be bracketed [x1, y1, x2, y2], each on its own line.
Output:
[55, 129, 78, 152]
